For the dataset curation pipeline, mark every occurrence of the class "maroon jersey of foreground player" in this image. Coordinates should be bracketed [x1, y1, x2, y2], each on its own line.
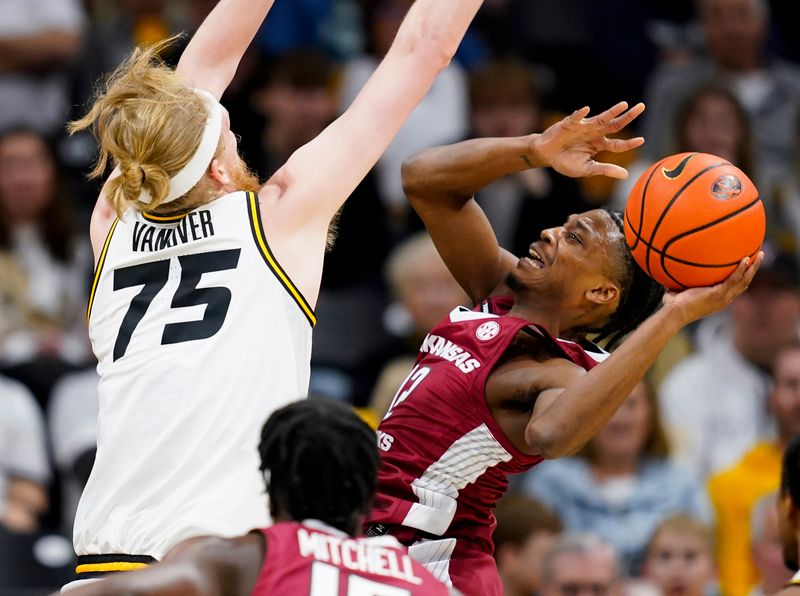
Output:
[252, 520, 449, 595]
[366, 296, 605, 594]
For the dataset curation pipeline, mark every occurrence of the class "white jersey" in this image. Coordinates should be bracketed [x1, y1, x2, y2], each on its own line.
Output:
[74, 191, 314, 560]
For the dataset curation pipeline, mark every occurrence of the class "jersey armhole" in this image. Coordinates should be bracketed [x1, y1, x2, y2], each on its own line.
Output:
[86, 217, 120, 322]
[245, 191, 317, 327]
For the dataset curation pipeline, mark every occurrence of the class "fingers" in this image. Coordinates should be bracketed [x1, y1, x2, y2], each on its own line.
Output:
[587, 160, 629, 180]
[603, 136, 645, 153]
[607, 102, 646, 133]
[570, 106, 591, 123]
[591, 101, 629, 127]
[719, 251, 765, 296]
[742, 251, 765, 285]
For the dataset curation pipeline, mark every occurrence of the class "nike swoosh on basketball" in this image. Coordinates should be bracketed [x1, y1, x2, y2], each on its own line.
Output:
[661, 154, 696, 180]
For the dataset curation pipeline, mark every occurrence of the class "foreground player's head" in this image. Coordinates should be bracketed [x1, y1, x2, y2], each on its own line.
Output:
[507, 208, 663, 347]
[69, 39, 260, 216]
[259, 399, 380, 536]
[779, 433, 800, 570]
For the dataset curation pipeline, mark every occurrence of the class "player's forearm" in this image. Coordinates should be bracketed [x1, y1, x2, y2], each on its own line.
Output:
[403, 137, 534, 206]
[0, 31, 80, 73]
[527, 307, 684, 458]
[177, 0, 275, 98]
[391, 0, 483, 68]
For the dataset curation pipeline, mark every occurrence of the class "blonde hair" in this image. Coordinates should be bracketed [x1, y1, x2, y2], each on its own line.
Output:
[69, 38, 223, 216]
[646, 515, 715, 557]
[385, 233, 442, 297]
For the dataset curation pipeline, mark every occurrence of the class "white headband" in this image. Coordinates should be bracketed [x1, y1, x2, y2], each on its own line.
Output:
[139, 88, 224, 205]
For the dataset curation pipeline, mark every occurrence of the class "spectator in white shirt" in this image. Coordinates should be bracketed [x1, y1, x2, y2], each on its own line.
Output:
[0, 376, 50, 532]
[0, 0, 85, 134]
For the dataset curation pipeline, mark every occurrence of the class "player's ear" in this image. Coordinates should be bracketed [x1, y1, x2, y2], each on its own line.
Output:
[208, 158, 231, 186]
[585, 280, 620, 306]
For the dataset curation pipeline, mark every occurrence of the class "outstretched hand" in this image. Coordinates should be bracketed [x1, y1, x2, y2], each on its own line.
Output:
[663, 252, 764, 326]
[530, 102, 645, 180]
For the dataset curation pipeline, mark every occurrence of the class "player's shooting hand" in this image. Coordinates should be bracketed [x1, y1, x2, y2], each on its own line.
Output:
[662, 252, 764, 325]
[529, 101, 645, 180]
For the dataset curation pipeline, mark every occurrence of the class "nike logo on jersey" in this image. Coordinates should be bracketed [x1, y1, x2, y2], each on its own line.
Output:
[420, 334, 481, 373]
[132, 210, 215, 252]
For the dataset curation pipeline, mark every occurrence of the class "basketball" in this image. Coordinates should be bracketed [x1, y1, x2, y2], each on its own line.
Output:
[623, 152, 765, 290]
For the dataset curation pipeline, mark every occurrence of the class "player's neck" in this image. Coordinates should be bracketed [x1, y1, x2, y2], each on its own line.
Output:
[507, 302, 561, 337]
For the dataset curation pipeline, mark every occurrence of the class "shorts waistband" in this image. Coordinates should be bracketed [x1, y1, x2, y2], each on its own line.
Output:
[76, 554, 156, 578]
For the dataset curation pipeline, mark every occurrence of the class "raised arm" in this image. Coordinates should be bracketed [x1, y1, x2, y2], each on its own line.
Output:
[262, 0, 483, 236]
[176, 0, 276, 98]
[520, 255, 762, 459]
[86, 0, 276, 256]
[403, 102, 647, 303]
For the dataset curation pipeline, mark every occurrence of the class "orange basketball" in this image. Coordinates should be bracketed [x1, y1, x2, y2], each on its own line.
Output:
[623, 152, 765, 289]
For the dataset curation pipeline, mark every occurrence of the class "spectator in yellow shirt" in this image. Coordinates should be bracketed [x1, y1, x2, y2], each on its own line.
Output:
[708, 343, 800, 595]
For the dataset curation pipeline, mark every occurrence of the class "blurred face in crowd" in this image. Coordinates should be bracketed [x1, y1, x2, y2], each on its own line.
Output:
[730, 281, 800, 369]
[590, 382, 651, 464]
[752, 499, 792, 593]
[682, 93, 744, 165]
[701, 0, 767, 71]
[0, 132, 57, 223]
[541, 549, 621, 596]
[499, 531, 560, 596]
[644, 528, 715, 596]
[770, 347, 800, 444]
[471, 100, 540, 139]
[397, 251, 468, 335]
[256, 83, 336, 155]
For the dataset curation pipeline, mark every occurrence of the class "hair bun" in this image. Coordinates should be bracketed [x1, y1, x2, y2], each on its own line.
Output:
[120, 161, 170, 208]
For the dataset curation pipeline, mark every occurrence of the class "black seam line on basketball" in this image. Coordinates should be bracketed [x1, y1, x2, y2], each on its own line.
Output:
[644, 161, 728, 277]
[628, 156, 670, 252]
[624, 210, 752, 268]
[245, 192, 317, 327]
[658, 196, 762, 287]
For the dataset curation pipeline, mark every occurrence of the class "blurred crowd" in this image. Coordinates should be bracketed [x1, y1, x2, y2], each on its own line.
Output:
[3, 0, 800, 594]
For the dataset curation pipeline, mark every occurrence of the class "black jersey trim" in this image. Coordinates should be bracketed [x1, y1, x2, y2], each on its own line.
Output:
[76, 554, 155, 577]
[245, 192, 316, 327]
[87, 218, 120, 322]
[141, 211, 189, 223]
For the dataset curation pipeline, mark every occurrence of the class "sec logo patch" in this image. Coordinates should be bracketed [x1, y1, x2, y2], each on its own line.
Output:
[476, 321, 500, 341]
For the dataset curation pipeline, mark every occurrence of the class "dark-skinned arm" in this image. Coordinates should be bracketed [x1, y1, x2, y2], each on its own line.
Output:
[519, 255, 762, 458]
[59, 535, 264, 596]
[402, 102, 645, 304]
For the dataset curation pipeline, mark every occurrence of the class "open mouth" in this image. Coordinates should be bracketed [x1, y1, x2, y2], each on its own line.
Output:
[525, 246, 546, 269]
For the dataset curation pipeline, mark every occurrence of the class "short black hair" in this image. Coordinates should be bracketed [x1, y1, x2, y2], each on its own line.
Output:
[781, 433, 800, 506]
[593, 209, 665, 349]
[258, 399, 379, 534]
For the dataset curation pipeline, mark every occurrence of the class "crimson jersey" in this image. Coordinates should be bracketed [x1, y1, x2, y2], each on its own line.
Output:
[366, 297, 606, 592]
[251, 520, 449, 595]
